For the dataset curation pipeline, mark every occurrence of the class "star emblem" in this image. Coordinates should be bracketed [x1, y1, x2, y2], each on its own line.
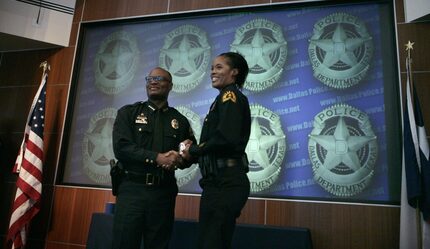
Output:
[246, 117, 285, 168]
[309, 117, 376, 171]
[232, 29, 286, 71]
[310, 23, 372, 68]
[98, 42, 134, 80]
[85, 118, 115, 165]
[161, 35, 210, 74]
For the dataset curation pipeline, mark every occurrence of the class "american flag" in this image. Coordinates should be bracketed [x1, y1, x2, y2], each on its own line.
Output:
[7, 64, 48, 249]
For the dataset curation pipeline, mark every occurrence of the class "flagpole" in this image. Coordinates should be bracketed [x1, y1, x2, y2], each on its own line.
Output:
[405, 40, 422, 249]
[406, 41, 414, 104]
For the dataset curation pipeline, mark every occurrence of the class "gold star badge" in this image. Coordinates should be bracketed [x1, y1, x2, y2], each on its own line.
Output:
[135, 113, 148, 124]
[171, 119, 179, 129]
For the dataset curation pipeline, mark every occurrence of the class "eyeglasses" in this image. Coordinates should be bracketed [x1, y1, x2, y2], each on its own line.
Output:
[145, 76, 170, 83]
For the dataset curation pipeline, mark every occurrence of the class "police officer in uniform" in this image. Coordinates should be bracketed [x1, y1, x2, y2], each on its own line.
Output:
[112, 67, 196, 249]
[182, 52, 251, 249]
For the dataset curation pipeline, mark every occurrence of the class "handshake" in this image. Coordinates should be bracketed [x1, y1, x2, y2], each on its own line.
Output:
[156, 139, 194, 171]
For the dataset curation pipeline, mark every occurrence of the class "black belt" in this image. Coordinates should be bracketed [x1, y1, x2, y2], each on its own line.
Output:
[216, 158, 241, 168]
[124, 170, 170, 186]
[200, 155, 249, 177]
[216, 155, 248, 169]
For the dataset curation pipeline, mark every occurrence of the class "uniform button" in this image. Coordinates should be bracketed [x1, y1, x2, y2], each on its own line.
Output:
[150, 160, 154, 163]
[173, 134, 176, 138]
[205, 118, 208, 121]
[139, 128, 142, 131]
[145, 159, 149, 163]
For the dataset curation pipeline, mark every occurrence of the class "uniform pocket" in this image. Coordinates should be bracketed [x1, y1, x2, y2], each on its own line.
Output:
[164, 129, 180, 149]
[134, 124, 152, 147]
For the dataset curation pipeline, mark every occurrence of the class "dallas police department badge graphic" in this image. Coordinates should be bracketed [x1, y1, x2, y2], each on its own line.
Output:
[94, 31, 140, 95]
[82, 108, 117, 184]
[245, 104, 286, 193]
[308, 13, 373, 89]
[231, 18, 287, 92]
[175, 106, 202, 187]
[159, 24, 211, 93]
[308, 104, 378, 197]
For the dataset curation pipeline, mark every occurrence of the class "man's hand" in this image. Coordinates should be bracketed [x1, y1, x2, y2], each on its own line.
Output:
[156, 150, 181, 171]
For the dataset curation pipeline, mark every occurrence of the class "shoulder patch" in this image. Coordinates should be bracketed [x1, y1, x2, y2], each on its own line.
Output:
[222, 91, 236, 103]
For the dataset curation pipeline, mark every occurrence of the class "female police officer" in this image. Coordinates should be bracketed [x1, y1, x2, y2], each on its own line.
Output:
[182, 52, 251, 249]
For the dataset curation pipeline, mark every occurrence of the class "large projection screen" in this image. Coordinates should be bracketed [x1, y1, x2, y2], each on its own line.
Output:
[59, 0, 402, 205]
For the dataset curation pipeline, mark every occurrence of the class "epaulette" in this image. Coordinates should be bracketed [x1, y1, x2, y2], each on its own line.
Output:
[133, 101, 145, 106]
[222, 90, 237, 103]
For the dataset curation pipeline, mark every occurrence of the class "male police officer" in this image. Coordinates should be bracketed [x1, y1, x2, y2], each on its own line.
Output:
[112, 67, 196, 249]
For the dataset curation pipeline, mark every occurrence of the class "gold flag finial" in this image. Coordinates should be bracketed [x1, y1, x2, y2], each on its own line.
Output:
[405, 41, 414, 65]
[405, 40, 414, 51]
[405, 41, 415, 104]
[39, 61, 50, 73]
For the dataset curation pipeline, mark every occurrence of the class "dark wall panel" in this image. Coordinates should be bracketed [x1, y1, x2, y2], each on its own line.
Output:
[82, 0, 169, 21]
[266, 200, 400, 249]
[169, 0, 270, 12]
[46, 187, 115, 246]
[397, 23, 430, 72]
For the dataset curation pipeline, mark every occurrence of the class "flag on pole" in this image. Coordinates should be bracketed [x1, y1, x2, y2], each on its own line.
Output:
[7, 62, 48, 249]
[400, 43, 430, 249]
[404, 75, 430, 222]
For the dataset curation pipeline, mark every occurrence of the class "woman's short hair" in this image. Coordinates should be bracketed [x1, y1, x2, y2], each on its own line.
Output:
[218, 52, 249, 88]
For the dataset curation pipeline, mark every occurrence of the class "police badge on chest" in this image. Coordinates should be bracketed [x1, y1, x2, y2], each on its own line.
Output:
[135, 113, 148, 124]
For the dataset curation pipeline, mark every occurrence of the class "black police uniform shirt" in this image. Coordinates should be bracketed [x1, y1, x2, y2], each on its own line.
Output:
[189, 83, 251, 159]
[112, 101, 195, 174]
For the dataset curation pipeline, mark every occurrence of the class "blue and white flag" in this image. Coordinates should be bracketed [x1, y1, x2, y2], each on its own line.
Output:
[400, 58, 430, 249]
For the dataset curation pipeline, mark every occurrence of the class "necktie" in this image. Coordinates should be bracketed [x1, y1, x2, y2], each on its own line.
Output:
[152, 109, 164, 152]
